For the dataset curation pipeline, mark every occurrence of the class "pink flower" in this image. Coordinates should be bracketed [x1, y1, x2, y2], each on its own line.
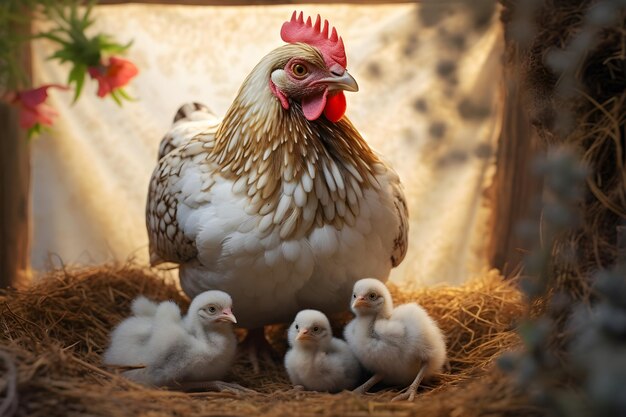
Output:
[88, 56, 139, 98]
[10, 84, 67, 130]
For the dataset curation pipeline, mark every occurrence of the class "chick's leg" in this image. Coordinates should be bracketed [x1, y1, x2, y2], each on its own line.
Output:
[353, 374, 384, 394]
[391, 363, 427, 402]
[239, 327, 275, 374]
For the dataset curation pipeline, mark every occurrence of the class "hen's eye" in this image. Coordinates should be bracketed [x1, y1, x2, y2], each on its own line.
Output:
[295, 324, 299, 330]
[352, 294, 356, 299]
[292, 64, 308, 78]
[208, 306, 216, 313]
[369, 293, 377, 300]
[313, 326, 319, 333]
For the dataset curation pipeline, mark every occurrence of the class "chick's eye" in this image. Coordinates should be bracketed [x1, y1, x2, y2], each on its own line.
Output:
[369, 293, 377, 300]
[313, 326, 319, 333]
[295, 324, 299, 330]
[292, 63, 308, 77]
[208, 306, 216, 313]
[352, 294, 356, 299]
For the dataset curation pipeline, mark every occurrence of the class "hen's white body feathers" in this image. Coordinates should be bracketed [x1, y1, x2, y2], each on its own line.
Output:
[149, 116, 405, 328]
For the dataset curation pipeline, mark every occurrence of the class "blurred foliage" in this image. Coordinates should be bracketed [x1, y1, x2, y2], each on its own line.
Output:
[37, 3, 132, 102]
[499, 1, 626, 416]
[0, 1, 136, 136]
[1, 1, 79, 93]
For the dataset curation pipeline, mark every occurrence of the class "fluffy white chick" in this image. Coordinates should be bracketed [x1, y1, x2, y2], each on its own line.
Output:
[103, 296, 169, 367]
[104, 291, 247, 392]
[131, 295, 159, 317]
[284, 310, 361, 392]
[344, 279, 446, 401]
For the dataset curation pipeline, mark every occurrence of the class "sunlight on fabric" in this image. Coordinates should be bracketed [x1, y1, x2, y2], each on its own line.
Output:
[31, 3, 502, 287]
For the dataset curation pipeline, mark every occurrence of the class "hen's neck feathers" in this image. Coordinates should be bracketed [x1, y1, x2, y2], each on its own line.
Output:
[211, 44, 381, 239]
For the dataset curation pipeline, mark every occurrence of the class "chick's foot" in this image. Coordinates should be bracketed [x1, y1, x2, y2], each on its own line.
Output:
[391, 389, 416, 402]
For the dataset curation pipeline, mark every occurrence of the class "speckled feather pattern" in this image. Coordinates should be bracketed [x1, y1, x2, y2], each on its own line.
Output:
[146, 44, 408, 328]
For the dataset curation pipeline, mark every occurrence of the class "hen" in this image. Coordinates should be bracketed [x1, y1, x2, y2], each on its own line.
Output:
[146, 12, 408, 349]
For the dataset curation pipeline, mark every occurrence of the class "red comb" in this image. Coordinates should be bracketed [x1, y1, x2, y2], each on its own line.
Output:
[281, 11, 347, 68]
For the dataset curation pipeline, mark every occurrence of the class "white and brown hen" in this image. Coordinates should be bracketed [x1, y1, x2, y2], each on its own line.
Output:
[146, 12, 408, 365]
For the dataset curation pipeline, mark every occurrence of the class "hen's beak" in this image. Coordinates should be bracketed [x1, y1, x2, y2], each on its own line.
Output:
[296, 328, 314, 341]
[217, 307, 237, 324]
[352, 296, 368, 309]
[318, 69, 359, 93]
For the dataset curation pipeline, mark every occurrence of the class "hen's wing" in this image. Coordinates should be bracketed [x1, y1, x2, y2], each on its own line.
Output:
[391, 178, 408, 267]
[382, 162, 409, 267]
[146, 103, 220, 266]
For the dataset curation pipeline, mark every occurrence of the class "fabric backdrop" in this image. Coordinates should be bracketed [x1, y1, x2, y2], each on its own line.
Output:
[31, 2, 503, 287]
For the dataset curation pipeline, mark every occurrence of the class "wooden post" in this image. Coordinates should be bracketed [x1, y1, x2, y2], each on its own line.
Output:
[0, 106, 31, 288]
[0, 22, 31, 288]
[486, 43, 544, 277]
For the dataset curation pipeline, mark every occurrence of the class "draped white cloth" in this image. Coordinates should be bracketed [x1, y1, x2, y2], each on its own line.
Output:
[31, 3, 502, 287]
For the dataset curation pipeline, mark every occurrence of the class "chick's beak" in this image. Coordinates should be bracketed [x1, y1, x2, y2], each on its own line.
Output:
[352, 296, 368, 309]
[296, 328, 313, 341]
[217, 307, 237, 324]
[318, 69, 359, 93]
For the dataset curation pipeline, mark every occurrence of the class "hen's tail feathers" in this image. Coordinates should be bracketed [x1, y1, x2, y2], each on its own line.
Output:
[131, 296, 159, 317]
[157, 102, 215, 160]
[173, 102, 215, 124]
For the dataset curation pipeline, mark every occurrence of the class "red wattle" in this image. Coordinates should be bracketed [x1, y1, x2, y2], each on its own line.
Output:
[323, 92, 346, 123]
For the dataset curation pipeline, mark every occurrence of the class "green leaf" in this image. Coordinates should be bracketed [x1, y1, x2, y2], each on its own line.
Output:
[36, 32, 71, 47]
[96, 35, 132, 55]
[109, 89, 123, 106]
[27, 123, 42, 139]
[67, 64, 86, 103]
[70, 3, 78, 27]
[82, 2, 95, 28]
[49, 50, 71, 63]
[116, 88, 136, 102]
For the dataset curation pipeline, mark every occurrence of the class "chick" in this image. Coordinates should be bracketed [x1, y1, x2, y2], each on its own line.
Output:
[104, 291, 248, 393]
[103, 297, 168, 367]
[344, 278, 447, 401]
[284, 310, 361, 392]
[130, 295, 158, 317]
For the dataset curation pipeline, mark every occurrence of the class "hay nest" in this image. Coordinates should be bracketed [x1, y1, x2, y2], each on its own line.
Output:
[0, 265, 536, 417]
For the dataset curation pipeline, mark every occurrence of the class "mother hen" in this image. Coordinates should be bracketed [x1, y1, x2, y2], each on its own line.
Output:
[146, 11, 408, 358]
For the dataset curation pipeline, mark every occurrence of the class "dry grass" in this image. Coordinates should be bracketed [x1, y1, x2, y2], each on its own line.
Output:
[0, 264, 535, 417]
